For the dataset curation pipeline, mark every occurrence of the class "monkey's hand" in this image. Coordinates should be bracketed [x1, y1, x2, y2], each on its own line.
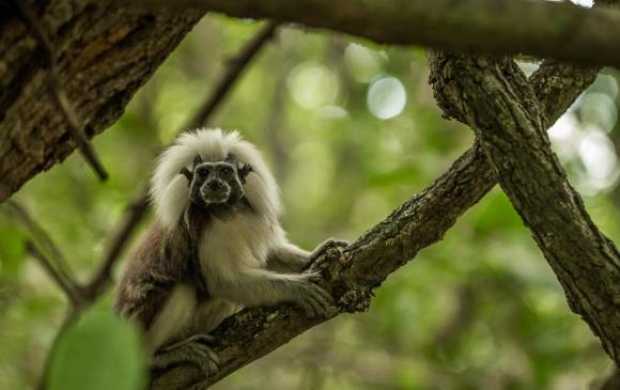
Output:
[306, 239, 349, 271]
[152, 334, 219, 377]
[289, 274, 337, 318]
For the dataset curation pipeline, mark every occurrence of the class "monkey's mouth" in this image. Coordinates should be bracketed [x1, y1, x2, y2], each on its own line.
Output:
[201, 187, 231, 205]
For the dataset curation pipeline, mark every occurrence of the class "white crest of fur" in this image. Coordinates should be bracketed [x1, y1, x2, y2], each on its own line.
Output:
[151, 128, 281, 229]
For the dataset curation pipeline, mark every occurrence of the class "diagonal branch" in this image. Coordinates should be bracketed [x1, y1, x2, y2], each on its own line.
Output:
[185, 21, 279, 129]
[429, 51, 620, 363]
[24, 241, 83, 307]
[3, 201, 83, 307]
[151, 58, 602, 387]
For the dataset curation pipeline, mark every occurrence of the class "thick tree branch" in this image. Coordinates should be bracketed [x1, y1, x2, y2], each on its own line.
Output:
[151, 58, 601, 387]
[0, 1, 204, 201]
[11, 0, 108, 181]
[132, 0, 620, 69]
[429, 52, 620, 363]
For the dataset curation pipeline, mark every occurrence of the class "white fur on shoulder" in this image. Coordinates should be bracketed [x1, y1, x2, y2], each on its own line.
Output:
[151, 128, 281, 229]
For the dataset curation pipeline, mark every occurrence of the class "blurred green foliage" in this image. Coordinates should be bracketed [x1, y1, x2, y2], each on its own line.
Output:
[47, 307, 145, 390]
[2, 14, 620, 390]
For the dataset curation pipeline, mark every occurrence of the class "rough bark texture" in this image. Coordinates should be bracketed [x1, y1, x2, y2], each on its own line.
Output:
[0, 1, 204, 201]
[151, 59, 601, 387]
[429, 52, 620, 364]
[136, 0, 620, 68]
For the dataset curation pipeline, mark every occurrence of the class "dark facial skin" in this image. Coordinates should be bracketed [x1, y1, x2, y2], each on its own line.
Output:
[180, 154, 252, 212]
[191, 161, 244, 206]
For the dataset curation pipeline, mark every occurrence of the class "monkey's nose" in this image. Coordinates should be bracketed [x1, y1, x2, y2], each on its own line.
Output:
[208, 181, 222, 190]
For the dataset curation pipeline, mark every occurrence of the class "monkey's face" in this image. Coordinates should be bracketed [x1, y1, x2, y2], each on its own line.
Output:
[183, 155, 251, 209]
[190, 161, 243, 207]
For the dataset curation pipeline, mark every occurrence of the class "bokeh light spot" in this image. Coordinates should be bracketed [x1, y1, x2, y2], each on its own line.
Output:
[344, 43, 382, 83]
[288, 62, 339, 110]
[367, 76, 407, 120]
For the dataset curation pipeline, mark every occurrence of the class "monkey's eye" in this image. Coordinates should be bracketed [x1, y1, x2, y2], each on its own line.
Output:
[196, 167, 210, 177]
[220, 165, 234, 176]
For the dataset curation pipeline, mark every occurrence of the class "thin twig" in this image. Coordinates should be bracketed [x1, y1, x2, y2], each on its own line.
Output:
[11, 0, 108, 180]
[25, 241, 83, 307]
[84, 196, 150, 298]
[82, 21, 281, 300]
[3, 201, 81, 297]
[186, 21, 280, 129]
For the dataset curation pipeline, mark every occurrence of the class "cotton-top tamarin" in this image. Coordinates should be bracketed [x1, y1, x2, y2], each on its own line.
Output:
[115, 128, 346, 375]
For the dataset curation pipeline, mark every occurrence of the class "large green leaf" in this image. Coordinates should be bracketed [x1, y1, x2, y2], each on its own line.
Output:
[47, 307, 146, 390]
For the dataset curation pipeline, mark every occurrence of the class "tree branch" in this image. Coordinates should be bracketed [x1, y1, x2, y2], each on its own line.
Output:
[11, 0, 108, 181]
[429, 51, 620, 363]
[0, 1, 204, 201]
[131, 0, 620, 69]
[2, 201, 83, 307]
[185, 21, 279, 129]
[24, 241, 83, 307]
[84, 196, 150, 300]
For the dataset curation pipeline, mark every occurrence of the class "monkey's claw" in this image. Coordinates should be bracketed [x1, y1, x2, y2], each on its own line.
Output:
[306, 239, 349, 276]
[152, 334, 220, 377]
[310, 239, 349, 263]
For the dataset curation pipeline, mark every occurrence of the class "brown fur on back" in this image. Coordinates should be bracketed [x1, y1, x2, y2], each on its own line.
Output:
[115, 216, 208, 330]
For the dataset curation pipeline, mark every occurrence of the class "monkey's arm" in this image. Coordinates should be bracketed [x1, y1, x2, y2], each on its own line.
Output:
[211, 268, 332, 318]
[267, 239, 349, 273]
[266, 243, 310, 273]
[115, 223, 199, 351]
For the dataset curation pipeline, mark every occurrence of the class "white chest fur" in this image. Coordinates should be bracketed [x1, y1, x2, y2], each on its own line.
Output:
[198, 212, 276, 293]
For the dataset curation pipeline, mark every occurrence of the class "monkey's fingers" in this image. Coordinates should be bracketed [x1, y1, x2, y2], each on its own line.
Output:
[308, 239, 350, 269]
[153, 338, 219, 377]
[299, 283, 336, 318]
[163, 333, 217, 351]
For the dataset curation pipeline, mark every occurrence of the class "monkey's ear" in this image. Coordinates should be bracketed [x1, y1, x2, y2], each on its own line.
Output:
[192, 155, 203, 168]
[238, 163, 253, 182]
[180, 167, 193, 182]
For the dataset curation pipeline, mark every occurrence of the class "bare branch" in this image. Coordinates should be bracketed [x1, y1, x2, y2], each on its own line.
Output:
[24, 241, 83, 307]
[430, 51, 620, 362]
[186, 21, 280, 129]
[84, 196, 150, 299]
[3, 200, 80, 294]
[11, 0, 108, 181]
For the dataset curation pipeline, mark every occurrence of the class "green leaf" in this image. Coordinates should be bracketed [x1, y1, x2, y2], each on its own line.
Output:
[47, 307, 146, 390]
[0, 226, 26, 278]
